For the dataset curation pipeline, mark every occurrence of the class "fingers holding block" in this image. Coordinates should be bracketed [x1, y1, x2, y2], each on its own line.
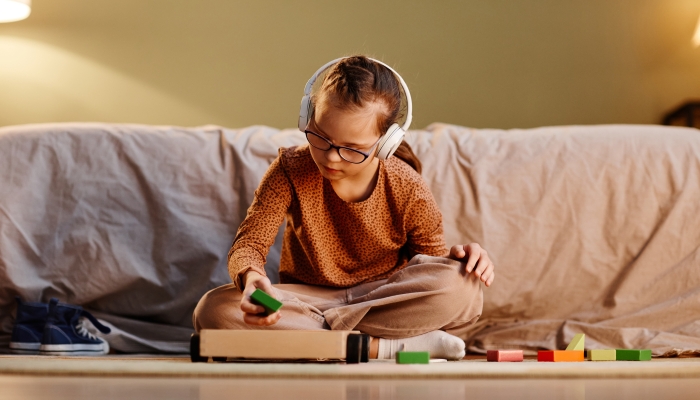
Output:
[486, 350, 524, 362]
[250, 289, 283, 315]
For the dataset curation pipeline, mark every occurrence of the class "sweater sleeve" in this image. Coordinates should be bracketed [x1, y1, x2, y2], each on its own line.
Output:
[404, 180, 450, 258]
[228, 153, 292, 291]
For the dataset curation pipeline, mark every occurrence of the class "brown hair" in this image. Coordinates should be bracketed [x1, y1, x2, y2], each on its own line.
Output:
[313, 55, 422, 174]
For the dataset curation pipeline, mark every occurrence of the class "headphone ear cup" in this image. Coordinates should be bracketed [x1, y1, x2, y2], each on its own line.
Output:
[298, 95, 312, 132]
[376, 123, 405, 160]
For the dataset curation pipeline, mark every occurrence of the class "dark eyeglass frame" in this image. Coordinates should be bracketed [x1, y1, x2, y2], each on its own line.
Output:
[304, 130, 381, 164]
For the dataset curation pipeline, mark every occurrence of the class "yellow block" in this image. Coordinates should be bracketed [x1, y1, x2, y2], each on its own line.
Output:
[566, 333, 585, 351]
[588, 349, 616, 361]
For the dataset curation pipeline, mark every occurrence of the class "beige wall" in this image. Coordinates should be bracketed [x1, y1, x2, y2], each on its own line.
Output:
[1, 0, 700, 130]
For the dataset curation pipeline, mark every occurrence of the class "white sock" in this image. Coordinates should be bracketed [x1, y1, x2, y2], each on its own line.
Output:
[377, 330, 466, 361]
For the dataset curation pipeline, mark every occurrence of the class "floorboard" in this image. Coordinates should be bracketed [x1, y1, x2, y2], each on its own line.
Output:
[2, 375, 700, 400]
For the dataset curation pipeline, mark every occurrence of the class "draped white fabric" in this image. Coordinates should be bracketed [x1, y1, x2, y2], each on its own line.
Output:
[1, 122, 698, 355]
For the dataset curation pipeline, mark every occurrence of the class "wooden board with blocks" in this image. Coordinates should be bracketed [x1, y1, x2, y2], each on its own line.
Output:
[190, 330, 369, 364]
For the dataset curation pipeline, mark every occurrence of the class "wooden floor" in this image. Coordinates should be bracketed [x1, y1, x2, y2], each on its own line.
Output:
[2, 375, 700, 400]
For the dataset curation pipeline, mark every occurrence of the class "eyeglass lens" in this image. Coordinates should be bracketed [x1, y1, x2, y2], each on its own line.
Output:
[305, 132, 367, 164]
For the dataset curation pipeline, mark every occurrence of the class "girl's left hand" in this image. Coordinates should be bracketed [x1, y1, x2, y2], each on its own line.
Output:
[449, 243, 495, 287]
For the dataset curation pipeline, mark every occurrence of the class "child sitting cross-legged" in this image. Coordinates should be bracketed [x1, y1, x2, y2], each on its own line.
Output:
[193, 55, 495, 360]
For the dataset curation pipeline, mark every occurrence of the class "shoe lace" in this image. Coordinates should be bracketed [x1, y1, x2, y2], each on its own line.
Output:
[75, 318, 99, 341]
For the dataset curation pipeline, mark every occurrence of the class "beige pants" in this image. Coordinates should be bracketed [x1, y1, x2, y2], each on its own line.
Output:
[192, 255, 483, 339]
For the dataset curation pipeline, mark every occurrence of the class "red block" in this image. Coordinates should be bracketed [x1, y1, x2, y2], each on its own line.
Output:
[487, 350, 524, 362]
[537, 350, 584, 362]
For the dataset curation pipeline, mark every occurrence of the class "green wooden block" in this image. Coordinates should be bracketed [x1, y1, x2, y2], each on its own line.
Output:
[616, 349, 652, 361]
[396, 351, 430, 364]
[250, 289, 283, 315]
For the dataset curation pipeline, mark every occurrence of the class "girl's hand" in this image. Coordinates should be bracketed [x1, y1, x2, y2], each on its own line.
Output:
[240, 271, 282, 326]
[449, 243, 496, 287]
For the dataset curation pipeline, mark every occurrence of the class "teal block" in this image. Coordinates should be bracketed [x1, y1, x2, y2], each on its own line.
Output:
[250, 289, 283, 315]
[616, 349, 652, 361]
[396, 351, 430, 364]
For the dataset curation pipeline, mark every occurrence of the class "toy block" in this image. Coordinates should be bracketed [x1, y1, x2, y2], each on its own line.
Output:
[587, 349, 616, 361]
[250, 289, 283, 315]
[537, 350, 584, 362]
[487, 350, 524, 362]
[192, 330, 368, 362]
[565, 333, 585, 351]
[616, 349, 652, 361]
[396, 351, 430, 364]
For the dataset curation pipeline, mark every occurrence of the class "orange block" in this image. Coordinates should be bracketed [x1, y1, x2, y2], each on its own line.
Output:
[537, 350, 584, 362]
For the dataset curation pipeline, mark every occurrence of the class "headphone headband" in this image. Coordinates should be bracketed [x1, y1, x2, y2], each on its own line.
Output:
[301, 57, 413, 132]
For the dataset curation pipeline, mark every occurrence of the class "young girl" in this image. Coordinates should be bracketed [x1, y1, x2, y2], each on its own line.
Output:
[193, 55, 495, 360]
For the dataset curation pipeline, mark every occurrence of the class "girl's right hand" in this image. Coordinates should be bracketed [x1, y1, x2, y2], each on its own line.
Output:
[240, 271, 282, 326]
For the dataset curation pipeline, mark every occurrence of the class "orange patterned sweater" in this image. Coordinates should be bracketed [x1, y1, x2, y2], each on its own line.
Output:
[228, 145, 448, 290]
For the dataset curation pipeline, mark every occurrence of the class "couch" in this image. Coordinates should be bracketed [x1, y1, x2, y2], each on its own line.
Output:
[1, 122, 699, 356]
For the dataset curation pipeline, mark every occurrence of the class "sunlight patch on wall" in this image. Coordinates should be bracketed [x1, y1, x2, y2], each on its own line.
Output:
[0, 35, 217, 127]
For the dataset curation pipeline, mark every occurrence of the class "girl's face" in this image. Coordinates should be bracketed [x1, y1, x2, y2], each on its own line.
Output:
[306, 99, 383, 182]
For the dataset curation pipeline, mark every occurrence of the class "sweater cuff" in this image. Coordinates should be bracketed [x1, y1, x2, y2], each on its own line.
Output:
[232, 265, 267, 292]
[228, 250, 267, 292]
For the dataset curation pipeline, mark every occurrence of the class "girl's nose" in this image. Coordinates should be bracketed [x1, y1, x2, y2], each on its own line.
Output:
[325, 148, 343, 163]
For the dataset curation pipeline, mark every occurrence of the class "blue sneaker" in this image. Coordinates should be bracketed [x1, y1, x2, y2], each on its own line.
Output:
[39, 298, 112, 356]
[9, 297, 48, 354]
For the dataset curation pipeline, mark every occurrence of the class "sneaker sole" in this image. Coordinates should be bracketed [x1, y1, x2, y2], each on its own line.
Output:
[39, 350, 109, 356]
[10, 349, 41, 355]
[9, 342, 41, 354]
[40, 343, 109, 355]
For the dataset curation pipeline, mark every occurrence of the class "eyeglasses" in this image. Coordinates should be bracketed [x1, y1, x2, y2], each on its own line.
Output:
[304, 130, 380, 164]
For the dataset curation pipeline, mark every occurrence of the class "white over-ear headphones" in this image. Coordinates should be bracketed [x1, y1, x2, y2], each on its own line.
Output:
[298, 57, 413, 160]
